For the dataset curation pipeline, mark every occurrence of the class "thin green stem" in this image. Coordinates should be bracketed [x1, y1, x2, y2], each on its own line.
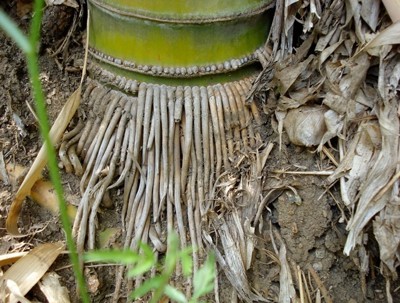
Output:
[0, 1, 89, 298]
[26, 53, 90, 302]
[27, 0, 89, 301]
[29, 0, 44, 46]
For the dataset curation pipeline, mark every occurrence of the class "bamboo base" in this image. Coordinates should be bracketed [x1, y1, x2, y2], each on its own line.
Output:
[60, 58, 270, 301]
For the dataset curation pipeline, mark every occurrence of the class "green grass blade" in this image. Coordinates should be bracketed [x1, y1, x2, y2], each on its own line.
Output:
[127, 244, 157, 277]
[131, 275, 164, 300]
[85, 249, 140, 264]
[192, 253, 215, 300]
[164, 285, 188, 303]
[0, 0, 90, 301]
[25, 0, 89, 300]
[0, 9, 31, 53]
[180, 247, 193, 277]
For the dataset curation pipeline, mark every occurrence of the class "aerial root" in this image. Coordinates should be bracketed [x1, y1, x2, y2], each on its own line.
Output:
[60, 75, 267, 302]
[207, 86, 223, 177]
[200, 86, 210, 215]
[59, 120, 84, 173]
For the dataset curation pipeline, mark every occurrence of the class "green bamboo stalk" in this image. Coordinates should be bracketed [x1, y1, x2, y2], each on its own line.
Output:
[88, 0, 272, 84]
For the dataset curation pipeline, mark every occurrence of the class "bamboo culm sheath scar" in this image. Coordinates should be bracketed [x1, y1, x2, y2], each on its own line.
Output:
[58, 0, 273, 301]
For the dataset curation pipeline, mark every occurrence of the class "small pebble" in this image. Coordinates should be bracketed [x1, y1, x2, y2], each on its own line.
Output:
[312, 262, 323, 272]
[315, 248, 326, 259]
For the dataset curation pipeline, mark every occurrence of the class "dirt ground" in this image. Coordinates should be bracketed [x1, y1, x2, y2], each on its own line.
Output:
[1, 2, 399, 302]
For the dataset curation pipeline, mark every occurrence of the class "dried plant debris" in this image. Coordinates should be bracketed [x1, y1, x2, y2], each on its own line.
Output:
[0, 242, 65, 303]
[0, 151, 8, 185]
[283, 105, 329, 147]
[38, 272, 71, 303]
[204, 144, 274, 303]
[253, 0, 400, 296]
[270, 229, 296, 303]
[45, 0, 79, 8]
[6, 87, 81, 236]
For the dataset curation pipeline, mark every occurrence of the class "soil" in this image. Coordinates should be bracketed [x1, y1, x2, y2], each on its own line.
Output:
[0, 2, 399, 303]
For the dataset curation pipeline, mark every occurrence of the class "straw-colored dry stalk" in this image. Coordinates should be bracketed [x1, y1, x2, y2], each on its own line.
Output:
[58, 0, 274, 301]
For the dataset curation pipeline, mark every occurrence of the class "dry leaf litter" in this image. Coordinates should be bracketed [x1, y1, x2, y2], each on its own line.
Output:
[252, 0, 400, 301]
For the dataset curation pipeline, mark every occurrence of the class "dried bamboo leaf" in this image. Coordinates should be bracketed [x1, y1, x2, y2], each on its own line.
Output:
[275, 55, 314, 95]
[1, 242, 65, 301]
[283, 105, 328, 147]
[270, 229, 296, 303]
[284, 0, 301, 36]
[358, 21, 400, 54]
[382, 0, 400, 22]
[373, 201, 400, 276]
[347, 0, 365, 43]
[259, 0, 400, 293]
[6, 87, 81, 235]
[372, 170, 400, 276]
[203, 229, 267, 303]
[322, 92, 348, 115]
[278, 243, 296, 303]
[38, 272, 71, 303]
[318, 109, 344, 151]
[315, 25, 339, 52]
[2, 163, 76, 222]
[343, 123, 381, 205]
[339, 53, 370, 99]
[360, 0, 380, 31]
[30, 179, 76, 219]
[344, 101, 398, 255]
[389, 61, 400, 89]
[243, 219, 255, 270]
[278, 74, 324, 110]
[1, 279, 32, 303]
[0, 252, 28, 267]
[326, 124, 375, 209]
[318, 38, 344, 66]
